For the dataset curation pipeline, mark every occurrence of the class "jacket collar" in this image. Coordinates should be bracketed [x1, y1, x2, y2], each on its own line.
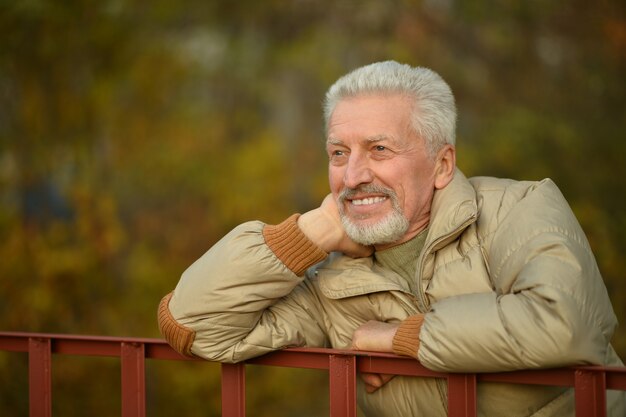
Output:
[424, 168, 478, 252]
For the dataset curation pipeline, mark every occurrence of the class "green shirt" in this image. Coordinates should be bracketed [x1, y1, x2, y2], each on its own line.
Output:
[373, 229, 428, 295]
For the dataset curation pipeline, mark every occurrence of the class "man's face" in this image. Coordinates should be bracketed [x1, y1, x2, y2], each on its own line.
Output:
[326, 94, 439, 249]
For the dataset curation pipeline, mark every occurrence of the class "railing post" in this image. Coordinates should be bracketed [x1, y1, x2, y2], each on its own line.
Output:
[222, 363, 246, 417]
[575, 369, 606, 417]
[121, 342, 146, 417]
[447, 373, 477, 417]
[329, 354, 357, 417]
[29, 337, 52, 417]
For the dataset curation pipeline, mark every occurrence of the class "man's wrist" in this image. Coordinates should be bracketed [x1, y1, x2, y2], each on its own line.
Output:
[392, 314, 425, 359]
[263, 214, 328, 276]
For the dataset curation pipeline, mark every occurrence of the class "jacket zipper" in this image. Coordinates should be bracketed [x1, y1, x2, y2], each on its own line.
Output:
[412, 213, 477, 412]
[413, 213, 477, 313]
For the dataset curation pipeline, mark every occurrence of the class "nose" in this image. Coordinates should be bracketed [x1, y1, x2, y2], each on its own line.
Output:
[343, 152, 374, 189]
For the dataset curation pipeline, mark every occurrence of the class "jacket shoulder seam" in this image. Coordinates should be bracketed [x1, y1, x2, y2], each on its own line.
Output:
[492, 226, 587, 283]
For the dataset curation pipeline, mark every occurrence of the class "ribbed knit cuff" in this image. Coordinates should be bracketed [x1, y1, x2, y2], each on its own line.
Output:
[262, 214, 328, 276]
[158, 292, 196, 358]
[392, 314, 425, 359]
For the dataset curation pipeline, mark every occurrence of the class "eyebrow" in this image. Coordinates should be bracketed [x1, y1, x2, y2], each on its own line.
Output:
[326, 138, 344, 146]
[326, 134, 397, 147]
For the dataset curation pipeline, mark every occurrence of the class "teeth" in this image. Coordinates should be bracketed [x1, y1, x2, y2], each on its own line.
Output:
[352, 196, 387, 206]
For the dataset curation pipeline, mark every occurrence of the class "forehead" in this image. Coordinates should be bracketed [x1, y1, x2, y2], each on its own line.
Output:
[326, 94, 415, 144]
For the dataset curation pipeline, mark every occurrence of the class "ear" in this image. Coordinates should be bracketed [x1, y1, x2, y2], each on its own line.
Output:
[434, 145, 456, 190]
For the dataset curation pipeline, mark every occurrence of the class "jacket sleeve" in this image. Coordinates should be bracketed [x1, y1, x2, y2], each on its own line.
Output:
[158, 214, 329, 362]
[418, 179, 619, 372]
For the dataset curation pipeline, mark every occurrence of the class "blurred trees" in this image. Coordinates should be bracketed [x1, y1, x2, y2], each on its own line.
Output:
[0, 0, 625, 415]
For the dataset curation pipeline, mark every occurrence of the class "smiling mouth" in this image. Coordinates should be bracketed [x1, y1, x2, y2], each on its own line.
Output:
[351, 196, 388, 206]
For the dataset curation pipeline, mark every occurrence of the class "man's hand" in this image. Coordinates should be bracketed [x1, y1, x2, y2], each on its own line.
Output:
[360, 373, 395, 394]
[351, 320, 399, 353]
[298, 194, 373, 258]
[351, 320, 400, 393]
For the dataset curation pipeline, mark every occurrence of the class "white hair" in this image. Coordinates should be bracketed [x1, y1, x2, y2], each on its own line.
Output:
[323, 61, 457, 158]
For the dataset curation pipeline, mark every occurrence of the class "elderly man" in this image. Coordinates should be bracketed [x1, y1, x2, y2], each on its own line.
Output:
[158, 61, 624, 416]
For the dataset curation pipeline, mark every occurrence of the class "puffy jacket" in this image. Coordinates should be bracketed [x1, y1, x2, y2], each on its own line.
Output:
[159, 170, 625, 416]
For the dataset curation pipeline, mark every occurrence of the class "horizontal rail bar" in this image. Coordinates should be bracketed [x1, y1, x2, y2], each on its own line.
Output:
[479, 368, 575, 387]
[0, 331, 192, 360]
[2, 332, 626, 386]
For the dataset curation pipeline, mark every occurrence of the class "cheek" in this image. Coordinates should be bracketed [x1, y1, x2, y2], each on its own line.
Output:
[328, 167, 344, 192]
[400, 178, 432, 212]
[414, 185, 435, 211]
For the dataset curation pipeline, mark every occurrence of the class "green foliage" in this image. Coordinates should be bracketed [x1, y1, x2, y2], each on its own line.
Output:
[1, 0, 625, 415]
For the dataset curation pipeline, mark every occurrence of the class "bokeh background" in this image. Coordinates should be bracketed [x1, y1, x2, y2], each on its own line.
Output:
[1, 0, 625, 416]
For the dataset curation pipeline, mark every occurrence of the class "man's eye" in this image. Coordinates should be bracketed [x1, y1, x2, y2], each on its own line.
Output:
[374, 145, 386, 152]
[329, 150, 347, 163]
[330, 149, 348, 159]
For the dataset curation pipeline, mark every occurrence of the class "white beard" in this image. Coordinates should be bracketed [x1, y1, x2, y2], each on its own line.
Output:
[338, 184, 409, 246]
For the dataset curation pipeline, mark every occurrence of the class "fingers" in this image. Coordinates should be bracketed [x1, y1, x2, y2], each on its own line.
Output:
[361, 373, 383, 393]
[343, 240, 374, 258]
[360, 373, 396, 393]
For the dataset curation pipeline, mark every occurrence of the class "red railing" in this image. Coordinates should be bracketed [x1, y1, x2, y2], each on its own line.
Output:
[1, 331, 626, 417]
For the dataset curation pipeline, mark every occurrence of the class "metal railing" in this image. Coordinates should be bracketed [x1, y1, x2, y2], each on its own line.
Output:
[1, 331, 626, 416]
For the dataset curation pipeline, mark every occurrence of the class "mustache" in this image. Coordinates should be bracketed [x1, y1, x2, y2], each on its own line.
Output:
[338, 184, 396, 201]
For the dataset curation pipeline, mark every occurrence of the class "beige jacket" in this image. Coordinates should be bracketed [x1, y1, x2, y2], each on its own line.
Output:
[159, 170, 625, 416]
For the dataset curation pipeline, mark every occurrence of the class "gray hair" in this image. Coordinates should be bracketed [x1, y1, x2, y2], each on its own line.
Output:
[323, 61, 457, 158]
